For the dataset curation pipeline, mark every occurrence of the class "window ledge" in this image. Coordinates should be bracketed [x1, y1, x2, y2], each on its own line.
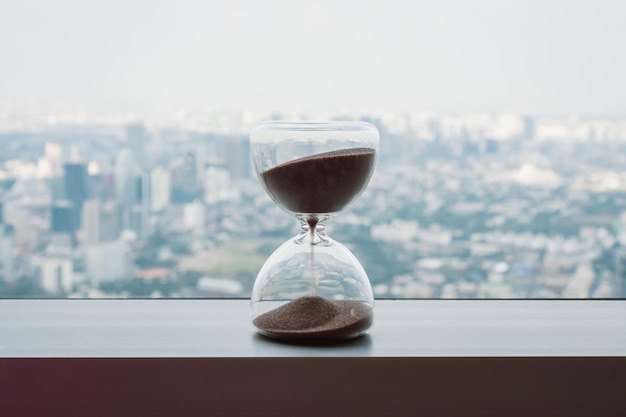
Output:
[1, 299, 625, 416]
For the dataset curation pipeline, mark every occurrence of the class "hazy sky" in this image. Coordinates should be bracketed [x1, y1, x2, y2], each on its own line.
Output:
[1, 0, 625, 114]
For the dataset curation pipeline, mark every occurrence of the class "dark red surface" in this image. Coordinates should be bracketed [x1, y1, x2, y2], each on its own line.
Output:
[1, 357, 625, 417]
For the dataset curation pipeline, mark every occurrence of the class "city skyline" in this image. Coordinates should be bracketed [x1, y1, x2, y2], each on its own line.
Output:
[1, 110, 625, 299]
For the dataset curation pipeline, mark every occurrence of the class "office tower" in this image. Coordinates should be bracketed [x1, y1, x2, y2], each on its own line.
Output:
[115, 147, 140, 207]
[183, 200, 205, 235]
[37, 156, 54, 178]
[82, 200, 101, 245]
[101, 173, 115, 201]
[47, 177, 65, 201]
[0, 201, 6, 279]
[218, 137, 250, 179]
[12, 212, 38, 249]
[51, 201, 76, 234]
[133, 175, 150, 206]
[86, 241, 128, 286]
[618, 212, 626, 246]
[194, 144, 207, 184]
[150, 166, 171, 212]
[64, 163, 88, 204]
[129, 173, 150, 240]
[39, 256, 73, 294]
[115, 147, 149, 235]
[63, 163, 88, 227]
[0, 224, 15, 283]
[170, 153, 198, 204]
[614, 248, 626, 298]
[44, 142, 63, 178]
[87, 172, 108, 202]
[99, 202, 119, 242]
[115, 174, 150, 240]
[77, 200, 118, 244]
[204, 166, 233, 204]
[129, 204, 148, 240]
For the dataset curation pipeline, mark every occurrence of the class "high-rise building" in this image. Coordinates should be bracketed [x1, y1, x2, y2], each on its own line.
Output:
[127, 173, 150, 240]
[183, 200, 205, 235]
[11, 212, 38, 249]
[64, 163, 88, 202]
[150, 166, 171, 212]
[170, 153, 198, 204]
[115, 147, 140, 207]
[0, 224, 15, 283]
[44, 142, 63, 178]
[614, 247, 626, 298]
[87, 172, 108, 202]
[63, 163, 88, 227]
[82, 200, 101, 245]
[129, 204, 148, 240]
[115, 147, 149, 235]
[102, 173, 115, 201]
[38, 256, 73, 294]
[86, 241, 128, 286]
[100, 202, 119, 243]
[204, 166, 234, 204]
[617, 212, 626, 246]
[133, 175, 150, 206]
[218, 137, 250, 179]
[51, 201, 76, 234]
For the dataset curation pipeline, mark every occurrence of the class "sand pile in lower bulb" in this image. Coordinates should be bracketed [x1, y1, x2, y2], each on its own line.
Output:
[253, 295, 373, 340]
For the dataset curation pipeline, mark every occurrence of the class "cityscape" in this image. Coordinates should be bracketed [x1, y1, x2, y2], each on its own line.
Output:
[1, 104, 626, 299]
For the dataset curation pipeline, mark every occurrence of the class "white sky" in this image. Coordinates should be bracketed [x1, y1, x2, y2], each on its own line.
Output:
[1, 0, 625, 114]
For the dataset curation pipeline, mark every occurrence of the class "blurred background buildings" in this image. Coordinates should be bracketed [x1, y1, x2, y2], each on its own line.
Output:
[0, 109, 625, 299]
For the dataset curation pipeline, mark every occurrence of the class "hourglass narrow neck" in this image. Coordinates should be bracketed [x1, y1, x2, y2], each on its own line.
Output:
[297, 215, 330, 245]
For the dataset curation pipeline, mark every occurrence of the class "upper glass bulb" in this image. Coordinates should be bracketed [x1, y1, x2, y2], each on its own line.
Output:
[251, 121, 379, 219]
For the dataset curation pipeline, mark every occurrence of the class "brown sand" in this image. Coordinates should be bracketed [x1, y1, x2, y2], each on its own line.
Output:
[253, 295, 373, 340]
[259, 147, 376, 215]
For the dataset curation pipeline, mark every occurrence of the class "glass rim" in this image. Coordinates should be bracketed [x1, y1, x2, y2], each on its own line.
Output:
[254, 120, 377, 132]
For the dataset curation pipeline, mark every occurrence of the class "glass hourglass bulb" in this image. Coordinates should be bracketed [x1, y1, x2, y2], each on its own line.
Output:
[250, 121, 379, 341]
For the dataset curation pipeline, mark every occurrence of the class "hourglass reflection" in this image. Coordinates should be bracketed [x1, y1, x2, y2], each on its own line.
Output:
[250, 121, 379, 340]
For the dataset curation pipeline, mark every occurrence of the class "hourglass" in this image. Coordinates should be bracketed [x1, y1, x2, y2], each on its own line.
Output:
[250, 121, 379, 341]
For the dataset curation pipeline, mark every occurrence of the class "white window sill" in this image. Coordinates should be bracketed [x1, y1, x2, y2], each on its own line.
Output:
[1, 299, 625, 416]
